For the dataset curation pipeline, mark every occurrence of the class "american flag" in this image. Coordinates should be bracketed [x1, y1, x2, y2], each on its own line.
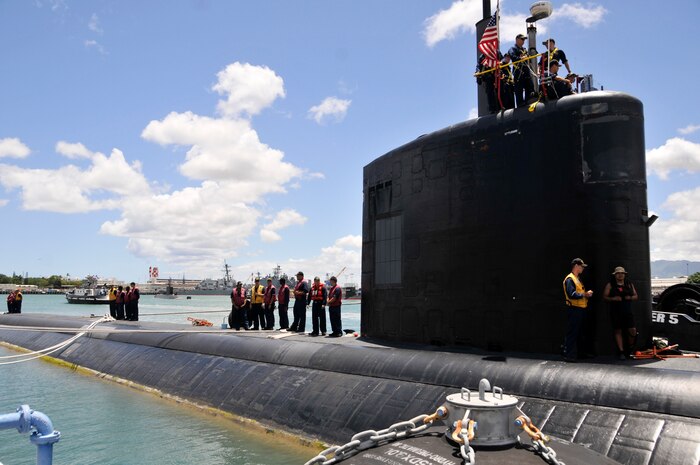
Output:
[478, 12, 499, 68]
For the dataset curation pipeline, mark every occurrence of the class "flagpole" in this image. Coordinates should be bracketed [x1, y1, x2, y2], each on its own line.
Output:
[495, 0, 503, 110]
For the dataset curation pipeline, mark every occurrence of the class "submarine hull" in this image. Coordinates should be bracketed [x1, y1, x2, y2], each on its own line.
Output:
[1, 315, 699, 465]
[362, 92, 651, 356]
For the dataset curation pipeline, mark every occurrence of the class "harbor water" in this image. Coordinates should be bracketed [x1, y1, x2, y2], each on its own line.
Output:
[0, 348, 313, 465]
[10, 294, 361, 333]
[0, 294, 356, 464]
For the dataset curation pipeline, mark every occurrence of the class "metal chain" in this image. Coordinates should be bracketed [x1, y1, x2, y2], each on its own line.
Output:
[458, 429, 476, 464]
[304, 409, 445, 465]
[515, 414, 566, 465]
[533, 438, 566, 465]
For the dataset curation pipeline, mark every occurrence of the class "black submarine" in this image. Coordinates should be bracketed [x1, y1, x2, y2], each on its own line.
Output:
[1, 2, 700, 465]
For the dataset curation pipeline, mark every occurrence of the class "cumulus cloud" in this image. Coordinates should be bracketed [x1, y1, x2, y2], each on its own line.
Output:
[260, 209, 307, 242]
[0, 138, 31, 159]
[422, 2, 605, 47]
[422, 3, 536, 48]
[142, 111, 301, 193]
[423, 0, 481, 48]
[498, 14, 534, 45]
[260, 229, 282, 243]
[0, 62, 310, 273]
[650, 187, 700, 261]
[557, 3, 607, 28]
[212, 62, 285, 118]
[129, 62, 302, 268]
[679, 124, 700, 135]
[468, 107, 478, 120]
[100, 186, 260, 268]
[0, 147, 149, 213]
[308, 97, 351, 124]
[56, 141, 93, 159]
[647, 137, 700, 180]
[334, 234, 362, 249]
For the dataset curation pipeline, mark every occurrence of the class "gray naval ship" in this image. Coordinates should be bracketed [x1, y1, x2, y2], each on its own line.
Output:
[1, 2, 699, 464]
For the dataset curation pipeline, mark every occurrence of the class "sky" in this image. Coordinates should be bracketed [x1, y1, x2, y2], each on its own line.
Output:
[1, 0, 699, 285]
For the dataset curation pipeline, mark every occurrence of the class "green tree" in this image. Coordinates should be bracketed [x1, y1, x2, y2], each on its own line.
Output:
[687, 272, 700, 284]
[47, 275, 64, 289]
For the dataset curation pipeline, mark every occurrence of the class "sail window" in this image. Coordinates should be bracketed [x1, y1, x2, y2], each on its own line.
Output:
[375, 215, 402, 285]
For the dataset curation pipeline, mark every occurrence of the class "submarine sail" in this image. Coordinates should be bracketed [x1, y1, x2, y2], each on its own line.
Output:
[362, 2, 650, 356]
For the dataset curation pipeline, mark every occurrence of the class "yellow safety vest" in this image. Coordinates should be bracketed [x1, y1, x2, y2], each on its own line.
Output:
[563, 272, 587, 308]
[251, 285, 264, 304]
[108, 288, 117, 301]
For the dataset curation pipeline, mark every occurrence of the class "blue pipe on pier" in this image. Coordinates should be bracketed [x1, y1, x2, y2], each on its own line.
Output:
[0, 405, 61, 465]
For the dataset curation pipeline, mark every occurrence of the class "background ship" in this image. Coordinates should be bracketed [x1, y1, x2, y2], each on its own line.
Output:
[65, 276, 110, 304]
[177, 262, 234, 295]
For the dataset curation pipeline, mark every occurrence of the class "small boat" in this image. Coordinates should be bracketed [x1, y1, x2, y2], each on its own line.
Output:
[65, 287, 110, 305]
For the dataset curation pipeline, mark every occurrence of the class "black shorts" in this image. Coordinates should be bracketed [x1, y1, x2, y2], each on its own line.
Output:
[610, 309, 635, 330]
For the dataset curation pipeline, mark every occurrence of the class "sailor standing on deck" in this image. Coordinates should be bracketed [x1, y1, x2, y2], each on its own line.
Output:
[308, 277, 327, 336]
[562, 258, 594, 362]
[229, 281, 249, 330]
[277, 277, 290, 330]
[115, 285, 125, 320]
[603, 267, 638, 360]
[124, 285, 132, 320]
[6, 291, 15, 313]
[327, 276, 343, 337]
[289, 271, 309, 333]
[263, 277, 276, 330]
[129, 282, 140, 321]
[13, 289, 22, 313]
[108, 285, 117, 319]
[249, 278, 265, 330]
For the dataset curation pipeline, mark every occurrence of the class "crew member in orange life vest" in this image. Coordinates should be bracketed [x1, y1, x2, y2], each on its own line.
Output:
[6, 290, 15, 313]
[308, 277, 327, 336]
[129, 282, 140, 321]
[124, 285, 132, 320]
[327, 276, 343, 337]
[290, 271, 309, 332]
[13, 289, 23, 313]
[562, 258, 594, 362]
[277, 277, 290, 330]
[229, 281, 249, 330]
[263, 277, 277, 330]
[115, 285, 126, 320]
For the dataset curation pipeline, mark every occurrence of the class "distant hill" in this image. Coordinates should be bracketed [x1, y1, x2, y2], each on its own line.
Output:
[651, 260, 700, 278]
